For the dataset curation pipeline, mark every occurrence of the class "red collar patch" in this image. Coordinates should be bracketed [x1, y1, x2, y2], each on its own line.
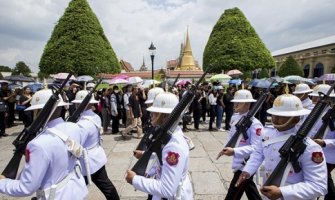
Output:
[256, 128, 262, 136]
[25, 148, 30, 163]
[312, 152, 324, 164]
[166, 151, 180, 166]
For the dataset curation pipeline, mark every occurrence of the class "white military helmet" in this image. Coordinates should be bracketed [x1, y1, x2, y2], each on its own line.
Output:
[71, 90, 99, 104]
[267, 94, 310, 117]
[86, 82, 96, 88]
[308, 84, 335, 97]
[25, 89, 71, 111]
[147, 92, 178, 113]
[145, 87, 164, 104]
[293, 83, 312, 94]
[231, 89, 256, 103]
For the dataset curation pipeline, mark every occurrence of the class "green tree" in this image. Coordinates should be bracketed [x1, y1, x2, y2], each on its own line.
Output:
[12, 61, 32, 76]
[203, 7, 275, 73]
[39, 0, 120, 77]
[331, 65, 335, 73]
[259, 68, 269, 78]
[0, 65, 13, 72]
[277, 56, 303, 77]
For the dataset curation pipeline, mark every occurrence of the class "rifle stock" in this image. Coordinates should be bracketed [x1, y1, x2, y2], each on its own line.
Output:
[1, 73, 72, 179]
[67, 79, 102, 123]
[264, 83, 335, 187]
[131, 68, 210, 176]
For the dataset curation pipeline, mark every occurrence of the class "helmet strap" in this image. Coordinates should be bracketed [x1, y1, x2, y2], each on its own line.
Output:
[272, 116, 297, 130]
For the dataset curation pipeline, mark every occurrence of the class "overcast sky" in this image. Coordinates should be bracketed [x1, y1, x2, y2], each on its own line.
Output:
[0, 0, 334, 73]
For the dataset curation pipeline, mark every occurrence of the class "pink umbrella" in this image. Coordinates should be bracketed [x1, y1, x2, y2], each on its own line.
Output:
[176, 80, 191, 87]
[227, 69, 243, 76]
[53, 72, 76, 80]
[317, 73, 335, 81]
[114, 74, 129, 80]
[109, 78, 129, 85]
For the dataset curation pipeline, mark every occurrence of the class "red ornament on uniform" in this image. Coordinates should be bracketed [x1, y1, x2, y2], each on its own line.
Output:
[256, 128, 262, 136]
[25, 148, 30, 162]
[311, 152, 324, 164]
[166, 151, 180, 166]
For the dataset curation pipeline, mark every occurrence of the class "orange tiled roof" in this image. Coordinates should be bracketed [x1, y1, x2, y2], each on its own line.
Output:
[120, 60, 134, 72]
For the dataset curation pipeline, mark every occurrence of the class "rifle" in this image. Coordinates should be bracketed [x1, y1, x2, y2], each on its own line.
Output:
[2, 73, 72, 179]
[131, 68, 210, 176]
[169, 73, 180, 92]
[312, 103, 335, 139]
[217, 81, 275, 159]
[67, 79, 102, 123]
[264, 83, 335, 187]
[136, 74, 182, 151]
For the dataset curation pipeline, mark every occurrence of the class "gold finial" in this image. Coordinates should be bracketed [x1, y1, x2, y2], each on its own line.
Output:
[285, 84, 289, 94]
[323, 80, 326, 84]
[84, 82, 87, 90]
[241, 82, 244, 90]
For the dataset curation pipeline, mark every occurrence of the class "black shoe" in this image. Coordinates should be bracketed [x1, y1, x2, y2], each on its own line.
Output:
[182, 129, 189, 132]
[1, 133, 8, 137]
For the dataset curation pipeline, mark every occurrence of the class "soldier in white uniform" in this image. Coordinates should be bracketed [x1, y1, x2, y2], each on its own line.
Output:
[217, 89, 262, 200]
[292, 83, 313, 110]
[314, 128, 335, 200]
[0, 89, 88, 200]
[236, 94, 327, 200]
[305, 84, 335, 138]
[126, 92, 193, 200]
[72, 90, 120, 200]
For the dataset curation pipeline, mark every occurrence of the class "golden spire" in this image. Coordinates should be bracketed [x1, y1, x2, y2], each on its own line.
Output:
[177, 27, 199, 71]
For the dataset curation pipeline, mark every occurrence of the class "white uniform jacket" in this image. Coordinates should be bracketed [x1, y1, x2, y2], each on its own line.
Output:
[243, 126, 327, 200]
[323, 129, 335, 164]
[77, 109, 107, 175]
[301, 98, 314, 110]
[132, 126, 193, 200]
[228, 113, 263, 171]
[0, 118, 88, 200]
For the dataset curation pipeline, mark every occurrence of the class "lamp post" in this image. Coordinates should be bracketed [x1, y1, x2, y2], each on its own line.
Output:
[148, 42, 156, 80]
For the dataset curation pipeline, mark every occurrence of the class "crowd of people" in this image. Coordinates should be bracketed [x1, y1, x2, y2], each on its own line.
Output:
[0, 77, 334, 200]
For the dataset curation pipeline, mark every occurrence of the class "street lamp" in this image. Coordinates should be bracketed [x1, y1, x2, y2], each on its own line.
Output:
[148, 42, 156, 80]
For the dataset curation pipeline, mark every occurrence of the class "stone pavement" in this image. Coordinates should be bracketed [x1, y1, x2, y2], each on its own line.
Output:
[0, 121, 331, 200]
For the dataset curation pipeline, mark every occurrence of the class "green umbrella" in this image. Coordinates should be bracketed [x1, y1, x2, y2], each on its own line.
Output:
[210, 74, 231, 82]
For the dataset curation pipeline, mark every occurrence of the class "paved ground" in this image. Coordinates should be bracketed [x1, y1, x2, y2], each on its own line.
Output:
[0, 121, 331, 199]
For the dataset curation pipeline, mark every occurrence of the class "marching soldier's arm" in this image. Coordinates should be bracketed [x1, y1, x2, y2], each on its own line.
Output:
[0, 142, 49, 196]
[242, 138, 264, 176]
[280, 141, 327, 200]
[234, 122, 263, 158]
[132, 144, 185, 199]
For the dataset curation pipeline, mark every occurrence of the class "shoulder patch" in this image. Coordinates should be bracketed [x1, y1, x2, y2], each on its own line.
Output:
[311, 152, 324, 164]
[166, 151, 180, 166]
[25, 148, 30, 162]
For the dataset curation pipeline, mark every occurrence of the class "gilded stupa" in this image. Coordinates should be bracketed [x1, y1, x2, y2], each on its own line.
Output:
[175, 28, 201, 71]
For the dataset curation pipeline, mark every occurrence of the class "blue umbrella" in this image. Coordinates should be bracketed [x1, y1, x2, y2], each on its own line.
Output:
[252, 79, 272, 88]
[228, 79, 242, 85]
[27, 83, 43, 93]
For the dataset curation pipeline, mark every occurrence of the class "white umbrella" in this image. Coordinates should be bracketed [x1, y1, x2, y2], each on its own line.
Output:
[52, 73, 76, 80]
[109, 78, 129, 85]
[227, 69, 243, 76]
[142, 79, 161, 88]
[128, 76, 143, 85]
[77, 75, 94, 82]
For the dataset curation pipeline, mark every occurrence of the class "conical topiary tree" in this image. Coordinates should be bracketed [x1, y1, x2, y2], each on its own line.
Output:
[277, 56, 303, 77]
[203, 7, 275, 73]
[39, 0, 120, 77]
[259, 68, 269, 79]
